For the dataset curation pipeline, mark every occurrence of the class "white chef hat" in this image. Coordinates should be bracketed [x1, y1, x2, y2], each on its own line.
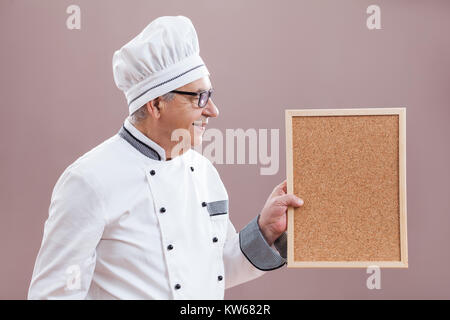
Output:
[112, 16, 210, 115]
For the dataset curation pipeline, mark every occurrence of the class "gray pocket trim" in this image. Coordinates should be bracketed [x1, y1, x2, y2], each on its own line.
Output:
[207, 200, 228, 216]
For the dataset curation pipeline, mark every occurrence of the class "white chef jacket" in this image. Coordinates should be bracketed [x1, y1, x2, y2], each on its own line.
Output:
[28, 119, 286, 300]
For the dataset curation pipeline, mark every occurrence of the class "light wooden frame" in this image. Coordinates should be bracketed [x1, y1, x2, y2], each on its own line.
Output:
[285, 108, 408, 268]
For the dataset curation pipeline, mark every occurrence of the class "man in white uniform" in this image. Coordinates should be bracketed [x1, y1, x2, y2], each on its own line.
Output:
[28, 16, 304, 299]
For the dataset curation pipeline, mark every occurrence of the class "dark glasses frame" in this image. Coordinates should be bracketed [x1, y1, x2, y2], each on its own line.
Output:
[170, 88, 213, 108]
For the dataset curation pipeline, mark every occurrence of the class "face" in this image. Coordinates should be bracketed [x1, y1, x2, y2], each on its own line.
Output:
[158, 76, 219, 148]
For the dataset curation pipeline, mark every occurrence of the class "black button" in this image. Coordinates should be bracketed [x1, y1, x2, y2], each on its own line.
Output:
[212, 237, 218, 243]
[190, 166, 194, 172]
[218, 275, 223, 281]
[150, 170, 155, 176]
[202, 202, 207, 207]
[175, 284, 181, 290]
[160, 207, 166, 213]
[167, 244, 173, 250]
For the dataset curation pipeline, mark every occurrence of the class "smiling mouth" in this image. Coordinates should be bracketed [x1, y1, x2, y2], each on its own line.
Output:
[192, 119, 207, 128]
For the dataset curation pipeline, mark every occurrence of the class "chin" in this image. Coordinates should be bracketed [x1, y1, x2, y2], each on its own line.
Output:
[190, 124, 205, 147]
[192, 133, 203, 147]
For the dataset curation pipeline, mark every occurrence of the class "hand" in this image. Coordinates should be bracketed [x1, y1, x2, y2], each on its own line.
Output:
[258, 180, 304, 246]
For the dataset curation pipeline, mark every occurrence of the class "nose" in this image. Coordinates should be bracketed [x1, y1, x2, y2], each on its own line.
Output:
[202, 98, 219, 118]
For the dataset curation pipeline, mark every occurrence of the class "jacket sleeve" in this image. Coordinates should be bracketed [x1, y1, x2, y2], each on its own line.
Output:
[223, 215, 287, 290]
[28, 169, 106, 299]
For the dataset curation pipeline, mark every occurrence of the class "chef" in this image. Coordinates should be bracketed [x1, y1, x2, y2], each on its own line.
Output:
[28, 16, 304, 300]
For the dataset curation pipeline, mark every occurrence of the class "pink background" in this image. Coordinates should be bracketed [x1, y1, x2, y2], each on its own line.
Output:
[1, 0, 449, 299]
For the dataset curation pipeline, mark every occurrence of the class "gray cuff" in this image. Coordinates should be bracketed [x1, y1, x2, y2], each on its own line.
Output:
[239, 215, 287, 271]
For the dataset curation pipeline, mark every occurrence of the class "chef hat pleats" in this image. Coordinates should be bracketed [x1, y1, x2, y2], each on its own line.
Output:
[112, 16, 210, 115]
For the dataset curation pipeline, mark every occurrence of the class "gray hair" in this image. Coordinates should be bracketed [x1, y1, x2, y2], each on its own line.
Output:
[128, 92, 175, 125]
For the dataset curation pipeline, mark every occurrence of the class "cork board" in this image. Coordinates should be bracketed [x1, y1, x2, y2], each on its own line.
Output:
[285, 108, 407, 268]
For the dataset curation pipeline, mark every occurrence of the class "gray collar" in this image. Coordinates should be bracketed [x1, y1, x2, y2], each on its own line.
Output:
[118, 125, 162, 161]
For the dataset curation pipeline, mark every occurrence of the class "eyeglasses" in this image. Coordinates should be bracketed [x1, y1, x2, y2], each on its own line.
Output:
[170, 88, 213, 108]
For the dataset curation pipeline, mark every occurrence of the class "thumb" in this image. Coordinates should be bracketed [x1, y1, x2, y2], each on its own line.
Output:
[274, 194, 304, 208]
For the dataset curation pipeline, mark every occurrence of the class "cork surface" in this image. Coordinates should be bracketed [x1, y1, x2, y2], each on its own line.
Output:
[292, 115, 401, 261]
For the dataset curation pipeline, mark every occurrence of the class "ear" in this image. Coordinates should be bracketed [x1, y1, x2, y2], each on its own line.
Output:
[146, 98, 162, 119]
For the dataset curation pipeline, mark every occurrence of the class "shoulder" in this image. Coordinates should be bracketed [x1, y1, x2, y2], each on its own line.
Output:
[65, 135, 119, 172]
[54, 134, 137, 195]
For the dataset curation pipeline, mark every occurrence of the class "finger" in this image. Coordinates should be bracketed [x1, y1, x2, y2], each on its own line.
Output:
[274, 180, 286, 191]
[279, 180, 287, 193]
[271, 180, 287, 198]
